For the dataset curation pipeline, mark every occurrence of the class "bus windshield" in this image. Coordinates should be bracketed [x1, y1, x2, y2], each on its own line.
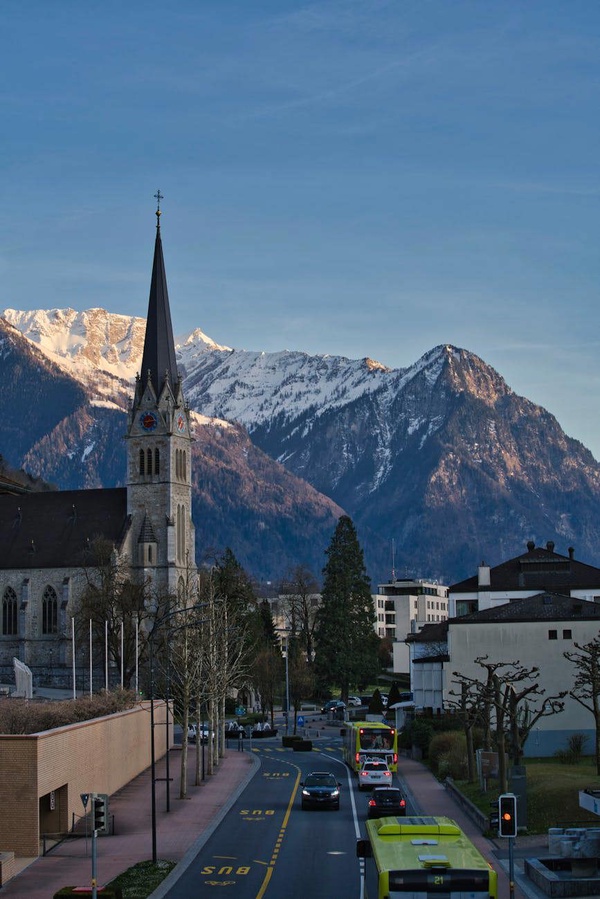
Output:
[359, 728, 394, 751]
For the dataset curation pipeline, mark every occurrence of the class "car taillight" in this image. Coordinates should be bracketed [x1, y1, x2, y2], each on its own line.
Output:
[400, 799, 406, 807]
[393, 753, 398, 764]
[368, 799, 376, 807]
[355, 753, 360, 764]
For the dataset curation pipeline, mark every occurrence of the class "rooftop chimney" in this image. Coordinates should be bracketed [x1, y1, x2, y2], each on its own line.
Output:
[527, 540, 535, 552]
[568, 546, 575, 559]
[546, 541, 555, 553]
[478, 563, 491, 587]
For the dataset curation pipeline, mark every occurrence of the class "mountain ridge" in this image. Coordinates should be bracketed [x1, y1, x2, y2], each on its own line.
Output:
[3, 307, 600, 584]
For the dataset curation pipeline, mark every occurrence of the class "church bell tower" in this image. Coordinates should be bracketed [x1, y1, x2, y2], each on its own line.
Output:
[126, 194, 196, 600]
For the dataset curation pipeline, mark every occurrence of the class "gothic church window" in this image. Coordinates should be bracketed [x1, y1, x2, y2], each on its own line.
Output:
[139, 449, 145, 475]
[147, 448, 152, 475]
[42, 586, 58, 635]
[2, 587, 18, 636]
[155, 448, 160, 475]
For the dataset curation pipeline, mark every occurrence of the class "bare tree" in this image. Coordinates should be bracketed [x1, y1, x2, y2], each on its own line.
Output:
[452, 657, 566, 791]
[564, 634, 600, 774]
[279, 565, 320, 661]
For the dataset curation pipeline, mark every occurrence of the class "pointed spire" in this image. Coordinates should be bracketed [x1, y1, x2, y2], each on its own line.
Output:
[139, 191, 178, 397]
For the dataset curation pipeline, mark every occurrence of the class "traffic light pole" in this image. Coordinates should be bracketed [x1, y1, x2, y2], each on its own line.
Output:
[508, 836, 515, 899]
[91, 797, 98, 899]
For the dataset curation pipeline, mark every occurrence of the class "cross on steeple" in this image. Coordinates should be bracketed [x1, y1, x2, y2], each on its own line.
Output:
[154, 190, 163, 228]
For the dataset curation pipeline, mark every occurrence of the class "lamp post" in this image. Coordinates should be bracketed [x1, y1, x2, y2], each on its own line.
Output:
[284, 634, 290, 736]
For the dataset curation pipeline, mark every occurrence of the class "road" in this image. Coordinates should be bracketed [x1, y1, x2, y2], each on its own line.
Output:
[165, 730, 379, 898]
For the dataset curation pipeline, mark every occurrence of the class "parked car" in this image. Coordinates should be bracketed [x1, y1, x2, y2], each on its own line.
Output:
[320, 699, 346, 716]
[300, 772, 342, 810]
[348, 696, 363, 707]
[188, 724, 214, 744]
[367, 786, 407, 818]
[358, 758, 393, 791]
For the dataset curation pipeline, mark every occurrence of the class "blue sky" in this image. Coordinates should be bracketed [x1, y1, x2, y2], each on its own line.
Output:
[3, 1, 600, 457]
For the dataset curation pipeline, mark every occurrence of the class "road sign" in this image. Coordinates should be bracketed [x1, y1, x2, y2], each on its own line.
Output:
[297, 715, 305, 728]
[235, 706, 246, 717]
[80, 793, 90, 809]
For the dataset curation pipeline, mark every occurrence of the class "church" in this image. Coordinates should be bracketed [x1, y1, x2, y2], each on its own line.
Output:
[0, 200, 197, 689]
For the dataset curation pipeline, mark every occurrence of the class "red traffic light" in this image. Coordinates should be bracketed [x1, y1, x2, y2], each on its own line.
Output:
[498, 793, 517, 838]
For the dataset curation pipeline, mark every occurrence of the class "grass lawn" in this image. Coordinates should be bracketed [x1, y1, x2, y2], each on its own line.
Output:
[456, 758, 600, 834]
[107, 860, 176, 899]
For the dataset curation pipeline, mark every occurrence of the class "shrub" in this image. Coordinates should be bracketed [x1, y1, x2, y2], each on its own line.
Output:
[554, 732, 589, 764]
[0, 690, 137, 735]
[436, 734, 468, 780]
[429, 732, 465, 775]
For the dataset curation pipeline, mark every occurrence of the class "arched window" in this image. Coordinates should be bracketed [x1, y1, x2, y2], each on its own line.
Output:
[147, 448, 152, 475]
[42, 586, 58, 635]
[2, 587, 18, 636]
[139, 448, 145, 476]
[148, 545, 153, 564]
[182, 451, 187, 482]
[154, 448, 160, 475]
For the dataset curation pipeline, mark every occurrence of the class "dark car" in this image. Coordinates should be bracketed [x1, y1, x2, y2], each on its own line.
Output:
[300, 771, 342, 810]
[367, 786, 407, 819]
[320, 699, 346, 716]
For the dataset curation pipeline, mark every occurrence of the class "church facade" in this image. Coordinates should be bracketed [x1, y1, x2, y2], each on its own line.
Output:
[0, 203, 197, 689]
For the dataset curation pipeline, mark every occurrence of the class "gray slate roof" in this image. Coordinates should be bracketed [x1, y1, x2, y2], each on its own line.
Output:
[0, 488, 129, 569]
[451, 591, 600, 625]
[450, 542, 600, 594]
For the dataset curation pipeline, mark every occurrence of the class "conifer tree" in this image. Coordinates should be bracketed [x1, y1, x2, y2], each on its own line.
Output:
[314, 515, 379, 701]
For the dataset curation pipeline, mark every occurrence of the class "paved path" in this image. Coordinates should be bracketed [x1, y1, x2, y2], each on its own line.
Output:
[2, 720, 550, 899]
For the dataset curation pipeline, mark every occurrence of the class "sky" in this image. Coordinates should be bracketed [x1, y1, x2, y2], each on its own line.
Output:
[2, 1, 600, 457]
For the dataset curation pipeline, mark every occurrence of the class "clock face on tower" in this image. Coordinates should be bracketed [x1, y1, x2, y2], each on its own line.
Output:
[176, 413, 186, 433]
[140, 411, 158, 431]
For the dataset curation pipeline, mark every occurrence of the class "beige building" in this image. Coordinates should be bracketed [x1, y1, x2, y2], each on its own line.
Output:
[374, 578, 448, 673]
[408, 592, 600, 756]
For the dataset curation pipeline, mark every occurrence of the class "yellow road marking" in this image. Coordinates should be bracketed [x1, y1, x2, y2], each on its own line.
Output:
[255, 765, 301, 898]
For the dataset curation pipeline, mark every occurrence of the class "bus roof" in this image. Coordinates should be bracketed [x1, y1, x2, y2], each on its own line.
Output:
[366, 816, 493, 874]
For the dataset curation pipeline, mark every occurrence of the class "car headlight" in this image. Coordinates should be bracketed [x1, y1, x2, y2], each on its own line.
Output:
[330, 789, 339, 797]
[302, 789, 311, 797]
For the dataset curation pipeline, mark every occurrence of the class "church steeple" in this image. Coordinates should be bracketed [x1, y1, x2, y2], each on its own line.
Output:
[126, 194, 196, 597]
[139, 191, 179, 398]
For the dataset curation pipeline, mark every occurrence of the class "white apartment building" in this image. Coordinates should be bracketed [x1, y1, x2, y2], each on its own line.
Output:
[373, 578, 449, 674]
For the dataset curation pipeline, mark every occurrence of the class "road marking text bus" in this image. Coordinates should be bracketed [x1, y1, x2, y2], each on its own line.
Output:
[356, 816, 498, 899]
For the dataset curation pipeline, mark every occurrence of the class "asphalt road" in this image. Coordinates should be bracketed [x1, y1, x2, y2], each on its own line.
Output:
[165, 734, 368, 898]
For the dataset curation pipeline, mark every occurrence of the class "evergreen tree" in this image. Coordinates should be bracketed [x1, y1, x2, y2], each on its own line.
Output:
[314, 515, 379, 701]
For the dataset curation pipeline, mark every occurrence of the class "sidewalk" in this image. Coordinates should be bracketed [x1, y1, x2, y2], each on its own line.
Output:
[1, 741, 258, 899]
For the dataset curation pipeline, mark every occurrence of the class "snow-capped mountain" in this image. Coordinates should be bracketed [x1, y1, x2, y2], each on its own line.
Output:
[4, 306, 600, 583]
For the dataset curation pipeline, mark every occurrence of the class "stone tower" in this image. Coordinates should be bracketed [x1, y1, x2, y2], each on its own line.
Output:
[126, 198, 196, 601]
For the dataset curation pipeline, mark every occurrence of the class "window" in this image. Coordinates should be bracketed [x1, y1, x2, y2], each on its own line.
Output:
[562, 629, 572, 640]
[146, 448, 152, 475]
[154, 448, 160, 475]
[139, 449, 145, 476]
[42, 586, 58, 635]
[2, 587, 18, 636]
[548, 630, 558, 640]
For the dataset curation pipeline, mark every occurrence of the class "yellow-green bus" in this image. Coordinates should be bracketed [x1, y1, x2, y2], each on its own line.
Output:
[356, 816, 498, 899]
[343, 720, 398, 773]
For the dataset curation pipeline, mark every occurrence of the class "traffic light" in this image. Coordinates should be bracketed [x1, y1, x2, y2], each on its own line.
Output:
[498, 793, 517, 838]
[93, 793, 108, 834]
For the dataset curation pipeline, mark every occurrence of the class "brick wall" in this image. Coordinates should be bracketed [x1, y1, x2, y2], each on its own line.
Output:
[0, 701, 168, 857]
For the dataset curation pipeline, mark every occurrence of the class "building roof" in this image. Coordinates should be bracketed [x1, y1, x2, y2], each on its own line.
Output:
[450, 591, 600, 625]
[0, 488, 129, 570]
[139, 212, 179, 398]
[449, 541, 600, 594]
[406, 620, 449, 644]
